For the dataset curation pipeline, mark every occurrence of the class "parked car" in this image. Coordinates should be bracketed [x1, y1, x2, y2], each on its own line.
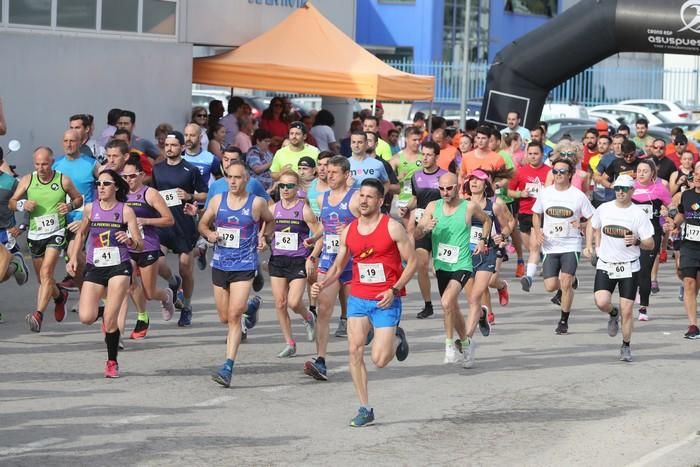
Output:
[406, 101, 482, 125]
[539, 103, 589, 120]
[619, 99, 692, 122]
[544, 118, 597, 138]
[652, 122, 700, 143]
[549, 124, 670, 144]
[191, 92, 266, 120]
[588, 104, 666, 126]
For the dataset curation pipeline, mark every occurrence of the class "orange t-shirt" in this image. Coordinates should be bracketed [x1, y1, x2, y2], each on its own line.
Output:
[460, 150, 505, 176]
[437, 144, 459, 171]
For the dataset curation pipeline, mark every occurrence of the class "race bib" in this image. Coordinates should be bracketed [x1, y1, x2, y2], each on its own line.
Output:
[325, 234, 340, 254]
[414, 208, 425, 223]
[686, 224, 700, 242]
[525, 182, 541, 197]
[217, 227, 240, 248]
[470, 226, 483, 245]
[437, 243, 459, 264]
[639, 204, 653, 219]
[159, 189, 182, 207]
[606, 261, 632, 279]
[274, 231, 298, 251]
[93, 246, 120, 267]
[358, 263, 386, 284]
[547, 221, 569, 238]
[402, 184, 412, 195]
[34, 213, 60, 235]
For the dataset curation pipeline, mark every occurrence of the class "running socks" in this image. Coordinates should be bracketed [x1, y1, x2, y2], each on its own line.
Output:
[105, 330, 120, 361]
[183, 298, 191, 309]
[137, 311, 149, 324]
[622, 341, 630, 347]
[526, 263, 537, 278]
[560, 311, 570, 323]
[167, 276, 179, 289]
[224, 359, 234, 371]
[309, 305, 317, 316]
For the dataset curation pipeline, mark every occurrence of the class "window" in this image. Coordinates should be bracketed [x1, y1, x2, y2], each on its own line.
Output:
[102, 0, 138, 32]
[504, 0, 556, 17]
[9, 0, 52, 26]
[142, 0, 175, 35]
[378, 0, 415, 4]
[57, 0, 97, 29]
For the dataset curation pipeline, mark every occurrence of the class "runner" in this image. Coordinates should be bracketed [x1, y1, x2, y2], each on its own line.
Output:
[0, 168, 29, 313]
[67, 169, 142, 378]
[268, 170, 320, 357]
[10, 147, 82, 332]
[122, 154, 176, 339]
[531, 158, 595, 334]
[390, 126, 423, 215]
[311, 178, 415, 427]
[415, 172, 491, 368]
[399, 140, 446, 319]
[151, 131, 208, 326]
[198, 160, 274, 387]
[584, 174, 655, 361]
[304, 155, 360, 380]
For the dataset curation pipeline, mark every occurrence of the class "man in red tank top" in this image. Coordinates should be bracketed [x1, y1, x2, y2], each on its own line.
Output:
[312, 178, 416, 428]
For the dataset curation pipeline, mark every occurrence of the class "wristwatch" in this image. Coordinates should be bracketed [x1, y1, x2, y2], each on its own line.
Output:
[390, 286, 400, 296]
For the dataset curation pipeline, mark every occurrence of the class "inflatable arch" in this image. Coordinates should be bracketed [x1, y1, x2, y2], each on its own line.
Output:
[480, 0, 700, 129]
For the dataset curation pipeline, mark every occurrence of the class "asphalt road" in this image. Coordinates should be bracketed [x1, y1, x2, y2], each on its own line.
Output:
[1, 254, 700, 466]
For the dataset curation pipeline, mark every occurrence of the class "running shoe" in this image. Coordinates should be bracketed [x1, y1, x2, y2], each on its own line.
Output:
[684, 325, 700, 339]
[11, 252, 29, 285]
[212, 364, 232, 387]
[555, 320, 568, 335]
[572, 277, 579, 290]
[659, 249, 668, 263]
[303, 358, 328, 381]
[303, 312, 316, 342]
[679, 285, 685, 302]
[54, 288, 68, 322]
[515, 261, 525, 278]
[550, 290, 562, 306]
[462, 339, 476, 369]
[244, 295, 262, 330]
[416, 303, 434, 319]
[638, 307, 649, 321]
[130, 319, 149, 340]
[619, 345, 632, 362]
[478, 306, 491, 337]
[252, 266, 264, 292]
[175, 289, 185, 310]
[277, 344, 297, 358]
[444, 343, 460, 364]
[497, 283, 509, 306]
[349, 407, 375, 427]
[168, 275, 182, 309]
[487, 309, 495, 324]
[334, 319, 347, 338]
[607, 308, 619, 337]
[104, 360, 119, 378]
[161, 288, 175, 321]
[395, 326, 409, 361]
[196, 243, 208, 271]
[58, 274, 79, 292]
[177, 306, 192, 327]
[506, 244, 516, 255]
[650, 281, 660, 295]
[26, 310, 43, 332]
[520, 276, 532, 292]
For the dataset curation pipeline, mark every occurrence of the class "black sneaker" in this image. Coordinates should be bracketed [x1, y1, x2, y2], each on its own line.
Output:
[416, 304, 434, 319]
[572, 277, 579, 290]
[550, 290, 562, 306]
[684, 325, 700, 339]
[395, 326, 409, 361]
[168, 275, 182, 309]
[478, 306, 491, 337]
[555, 320, 568, 335]
[252, 267, 264, 292]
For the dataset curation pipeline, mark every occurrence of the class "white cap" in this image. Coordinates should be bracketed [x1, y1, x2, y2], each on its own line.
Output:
[612, 174, 634, 188]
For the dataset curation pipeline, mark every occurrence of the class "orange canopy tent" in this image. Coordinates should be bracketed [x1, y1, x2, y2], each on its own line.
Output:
[192, 3, 434, 101]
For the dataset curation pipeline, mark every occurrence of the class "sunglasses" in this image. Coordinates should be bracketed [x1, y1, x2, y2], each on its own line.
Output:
[95, 180, 115, 187]
[438, 185, 456, 191]
[653, 145, 665, 149]
[196, 113, 207, 118]
[121, 173, 140, 180]
[559, 151, 576, 157]
[613, 186, 631, 192]
[623, 152, 636, 157]
[279, 183, 297, 189]
[552, 168, 570, 175]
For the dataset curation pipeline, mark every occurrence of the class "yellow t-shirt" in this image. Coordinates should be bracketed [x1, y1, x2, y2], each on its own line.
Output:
[375, 138, 393, 162]
[270, 144, 320, 174]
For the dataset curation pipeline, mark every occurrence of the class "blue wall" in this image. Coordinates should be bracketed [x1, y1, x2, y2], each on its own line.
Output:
[356, 0, 444, 63]
[488, 0, 558, 62]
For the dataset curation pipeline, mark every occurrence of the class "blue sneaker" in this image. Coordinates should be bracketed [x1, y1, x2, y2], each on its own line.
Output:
[11, 252, 29, 286]
[395, 326, 409, 361]
[178, 306, 192, 327]
[244, 295, 262, 330]
[168, 275, 183, 309]
[349, 407, 375, 427]
[304, 358, 328, 381]
[212, 364, 232, 387]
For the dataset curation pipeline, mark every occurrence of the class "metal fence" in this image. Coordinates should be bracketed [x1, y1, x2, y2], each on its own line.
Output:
[385, 59, 700, 106]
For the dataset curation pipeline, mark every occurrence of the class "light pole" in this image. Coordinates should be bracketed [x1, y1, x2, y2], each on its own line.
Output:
[459, 0, 472, 131]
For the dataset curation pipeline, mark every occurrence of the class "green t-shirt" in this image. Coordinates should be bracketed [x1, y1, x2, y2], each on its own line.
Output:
[397, 151, 423, 202]
[27, 170, 67, 240]
[497, 150, 515, 204]
[270, 144, 320, 174]
[431, 199, 472, 272]
[375, 138, 393, 162]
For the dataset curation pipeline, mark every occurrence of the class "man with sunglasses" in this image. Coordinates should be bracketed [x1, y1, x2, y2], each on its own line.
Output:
[415, 172, 491, 367]
[650, 139, 675, 183]
[532, 158, 594, 334]
[603, 140, 640, 189]
[585, 174, 655, 361]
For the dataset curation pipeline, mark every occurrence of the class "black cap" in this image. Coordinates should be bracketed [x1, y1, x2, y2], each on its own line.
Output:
[289, 121, 307, 134]
[298, 156, 316, 168]
[166, 130, 185, 145]
[675, 134, 688, 145]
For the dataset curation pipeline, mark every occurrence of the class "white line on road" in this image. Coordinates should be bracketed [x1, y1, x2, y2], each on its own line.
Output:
[328, 365, 349, 375]
[626, 431, 700, 467]
[0, 437, 65, 457]
[194, 396, 237, 407]
[101, 414, 160, 427]
[260, 385, 293, 393]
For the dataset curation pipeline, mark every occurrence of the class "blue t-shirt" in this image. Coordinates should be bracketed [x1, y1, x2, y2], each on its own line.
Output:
[595, 152, 618, 202]
[53, 154, 96, 222]
[205, 177, 270, 209]
[183, 149, 221, 185]
[349, 156, 388, 186]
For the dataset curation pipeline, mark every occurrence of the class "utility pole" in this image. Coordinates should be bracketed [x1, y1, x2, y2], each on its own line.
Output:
[458, 0, 472, 131]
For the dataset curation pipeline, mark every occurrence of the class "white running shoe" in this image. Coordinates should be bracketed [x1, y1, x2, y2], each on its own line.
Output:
[303, 313, 316, 342]
[161, 288, 175, 321]
[463, 339, 477, 369]
[443, 343, 461, 364]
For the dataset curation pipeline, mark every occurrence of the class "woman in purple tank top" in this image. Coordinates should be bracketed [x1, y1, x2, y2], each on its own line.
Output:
[122, 155, 177, 340]
[267, 170, 321, 357]
[67, 169, 142, 379]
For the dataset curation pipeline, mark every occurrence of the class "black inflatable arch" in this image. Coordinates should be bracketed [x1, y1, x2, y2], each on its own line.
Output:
[481, 0, 700, 129]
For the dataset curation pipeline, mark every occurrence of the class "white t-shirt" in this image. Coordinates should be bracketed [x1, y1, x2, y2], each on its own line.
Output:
[590, 201, 655, 272]
[309, 125, 336, 152]
[532, 185, 595, 254]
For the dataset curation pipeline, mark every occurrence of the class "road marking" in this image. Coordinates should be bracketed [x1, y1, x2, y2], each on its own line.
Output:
[101, 414, 159, 427]
[194, 396, 236, 407]
[0, 438, 65, 456]
[328, 365, 349, 375]
[260, 385, 293, 393]
[626, 431, 700, 467]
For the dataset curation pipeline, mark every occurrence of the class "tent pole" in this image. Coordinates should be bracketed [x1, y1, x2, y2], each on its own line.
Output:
[371, 97, 377, 116]
[428, 100, 434, 135]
